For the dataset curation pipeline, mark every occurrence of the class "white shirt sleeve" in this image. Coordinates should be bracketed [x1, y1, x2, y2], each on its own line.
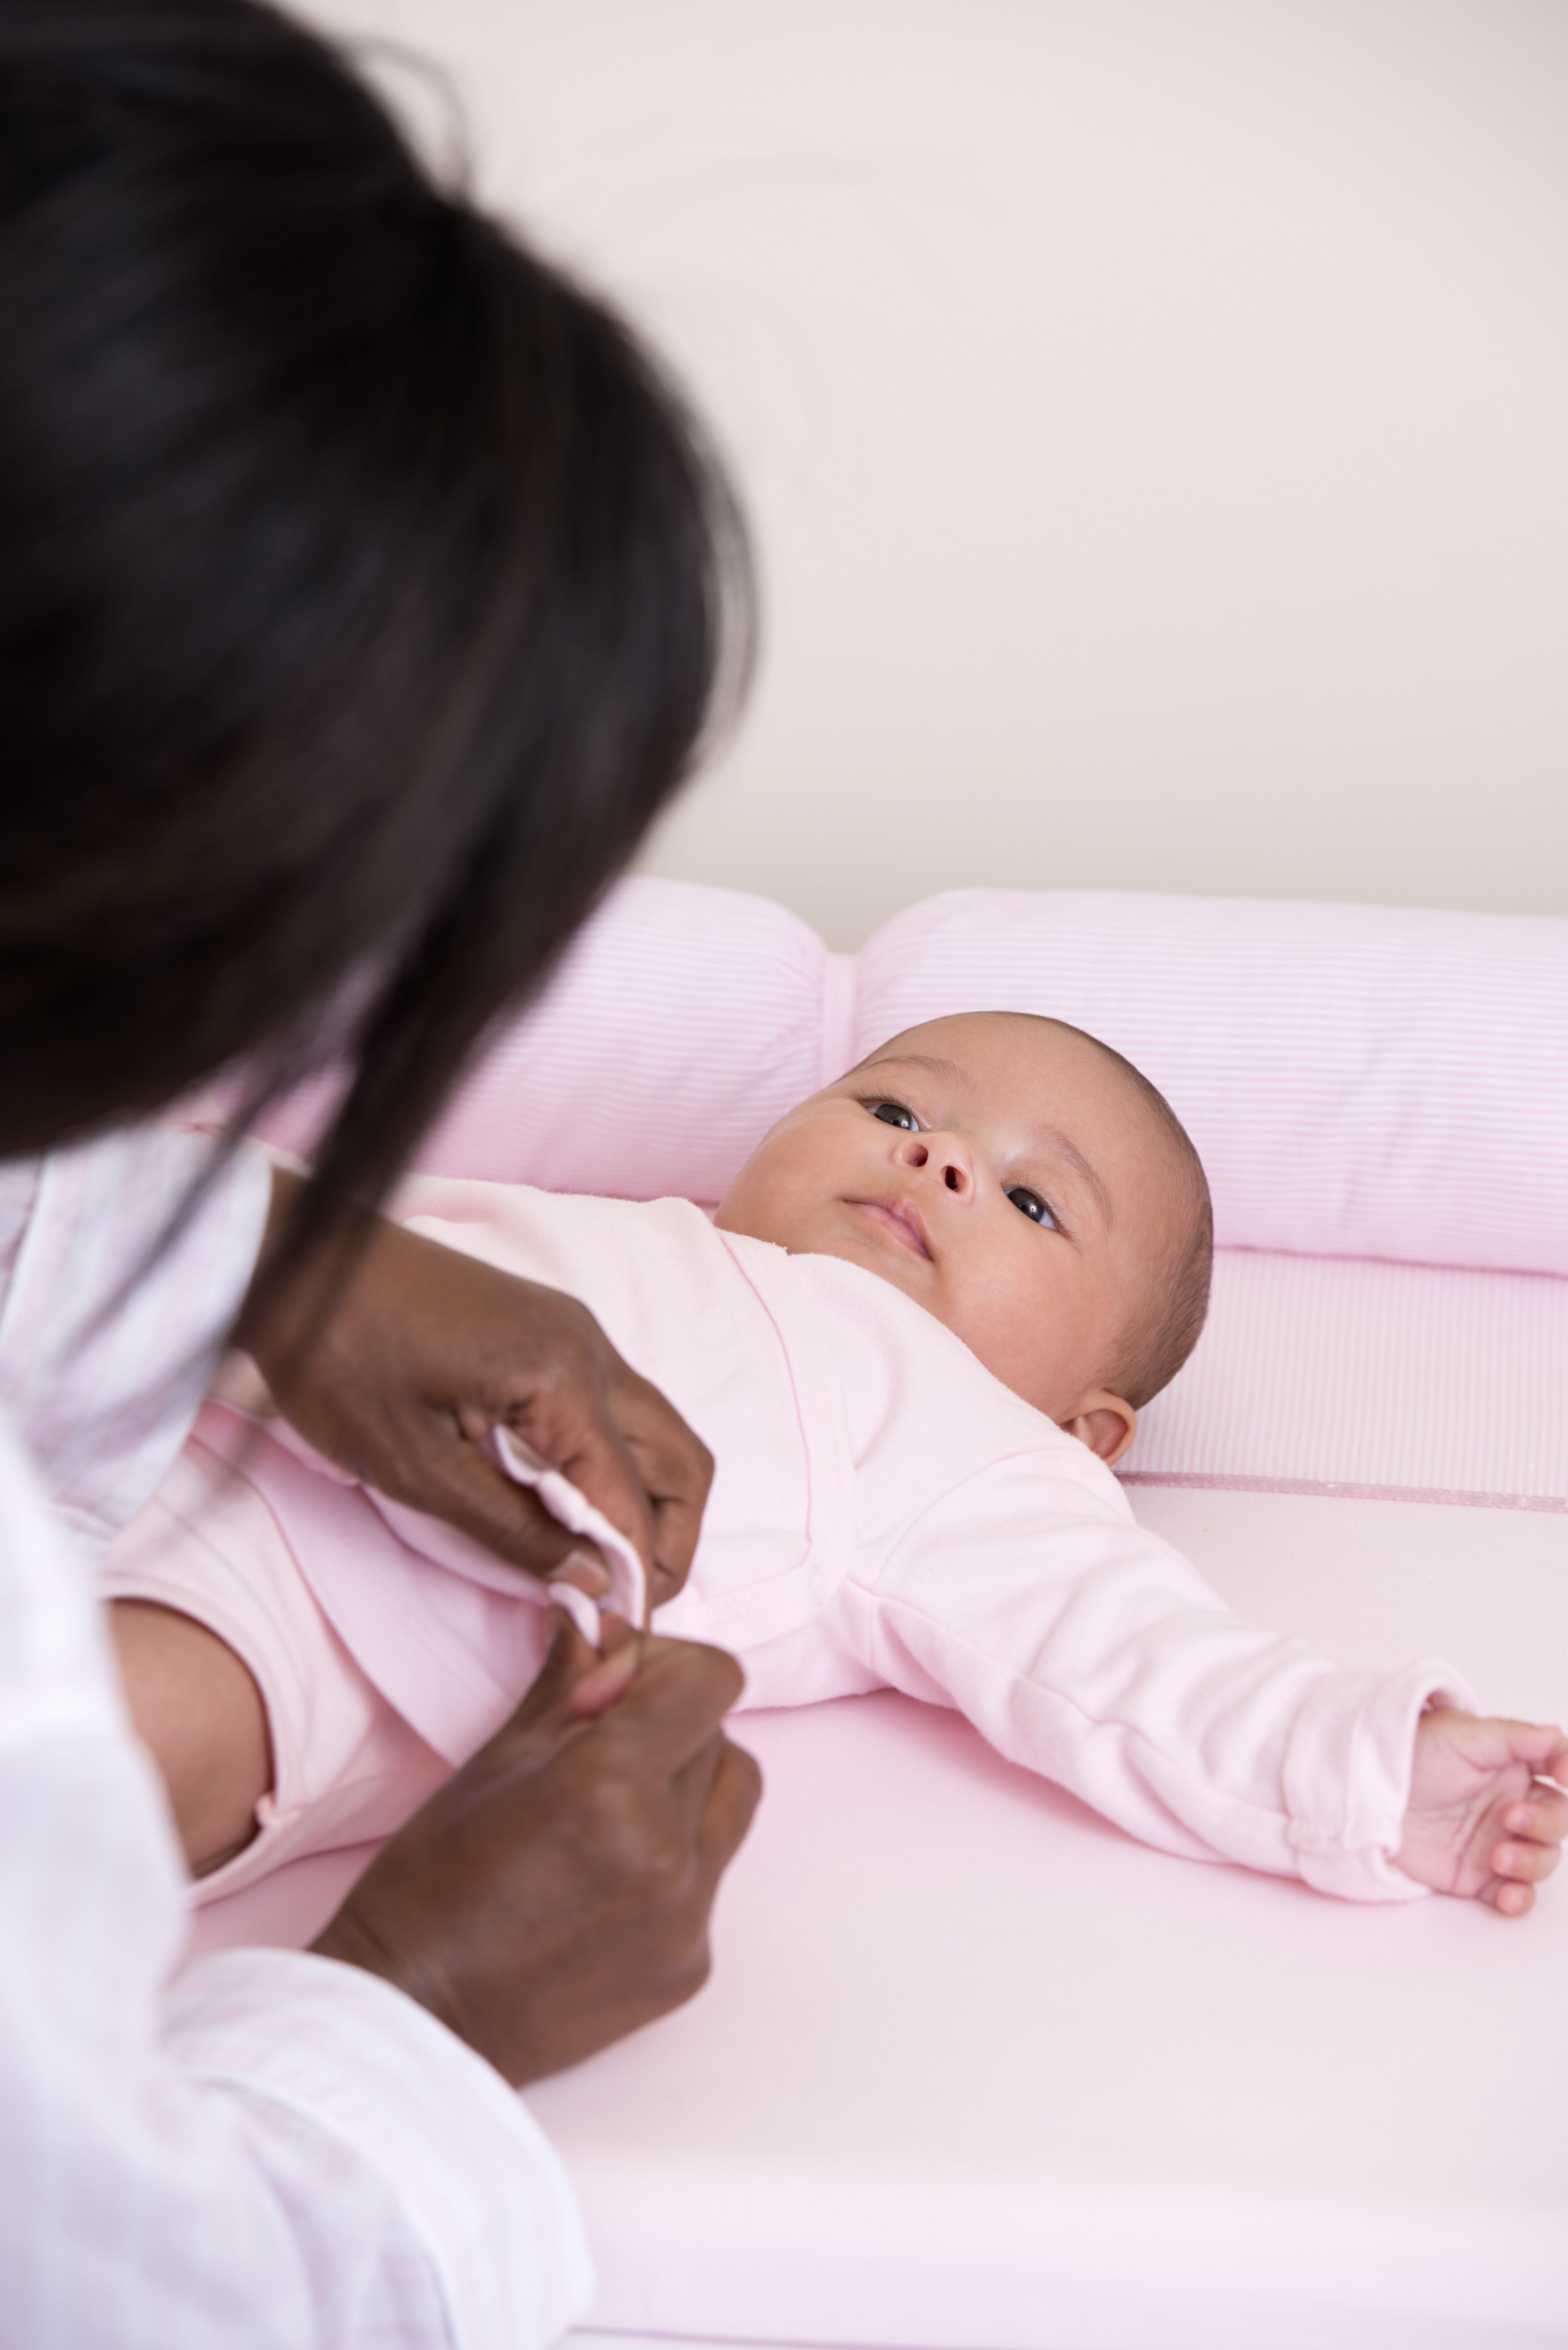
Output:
[0, 1126, 273, 1547]
[0, 1132, 594, 2347]
[855, 1454, 1475, 1900]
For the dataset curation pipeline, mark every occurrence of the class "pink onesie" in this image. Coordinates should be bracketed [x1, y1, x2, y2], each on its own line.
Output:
[100, 1178, 1471, 1904]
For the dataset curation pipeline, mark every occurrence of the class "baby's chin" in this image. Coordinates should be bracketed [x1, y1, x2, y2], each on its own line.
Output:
[716, 1202, 1078, 1417]
[717, 1194, 919, 1298]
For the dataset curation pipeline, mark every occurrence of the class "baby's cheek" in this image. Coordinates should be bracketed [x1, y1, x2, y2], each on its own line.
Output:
[715, 1159, 809, 1250]
[990, 1263, 1105, 1414]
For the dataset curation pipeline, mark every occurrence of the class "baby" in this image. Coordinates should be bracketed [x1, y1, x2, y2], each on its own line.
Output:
[105, 1012, 1568, 1913]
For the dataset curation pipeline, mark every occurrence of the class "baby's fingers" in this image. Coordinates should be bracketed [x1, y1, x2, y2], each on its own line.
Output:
[1510, 1724, 1568, 1778]
[1504, 1781, 1568, 1844]
[1493, 1832, 1560, 1882]
[1484, 1827, 1560, 1919]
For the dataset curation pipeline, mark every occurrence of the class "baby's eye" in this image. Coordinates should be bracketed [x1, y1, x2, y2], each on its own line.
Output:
[871, 1101, 919, 1132]
[1007, 1186, 1059, 1231]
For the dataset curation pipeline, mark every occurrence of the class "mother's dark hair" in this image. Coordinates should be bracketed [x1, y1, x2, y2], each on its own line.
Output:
[0, 0, 745, 1260]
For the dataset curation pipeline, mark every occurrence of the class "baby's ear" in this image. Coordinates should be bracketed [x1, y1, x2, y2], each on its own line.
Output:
[1060, 1391, 1138, 1467]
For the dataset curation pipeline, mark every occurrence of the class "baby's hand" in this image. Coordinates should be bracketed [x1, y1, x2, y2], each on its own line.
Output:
[1396, 1709, 1568, 1915]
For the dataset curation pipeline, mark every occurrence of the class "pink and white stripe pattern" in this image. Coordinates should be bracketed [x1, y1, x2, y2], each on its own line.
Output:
[233, 878, 832, 1207]
[853, 888, 1568, 1278]
[246, 876, 1568, 1280]
[1127, 1249, 1568, 1509]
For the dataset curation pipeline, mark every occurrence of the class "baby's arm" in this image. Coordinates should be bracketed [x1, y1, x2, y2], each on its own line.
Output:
[861, 1457, 1565, 1904]
[1396, 1710, 1568, 1916]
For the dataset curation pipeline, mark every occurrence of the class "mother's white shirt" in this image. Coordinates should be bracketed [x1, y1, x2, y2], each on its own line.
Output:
[0, 1131, 591, 2350]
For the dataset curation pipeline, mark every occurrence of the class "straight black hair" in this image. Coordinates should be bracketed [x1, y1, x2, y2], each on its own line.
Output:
[0, 0, 746, 1277]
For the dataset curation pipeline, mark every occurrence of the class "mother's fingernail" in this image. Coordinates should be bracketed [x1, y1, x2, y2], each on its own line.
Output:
[570, 1642, 639, 1719]
[549, 1545, 612, 1600]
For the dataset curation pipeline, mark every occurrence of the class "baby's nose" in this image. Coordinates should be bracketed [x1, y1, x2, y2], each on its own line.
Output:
[899, 1129, 972, 1194]
[897, 1131, 973, 1195]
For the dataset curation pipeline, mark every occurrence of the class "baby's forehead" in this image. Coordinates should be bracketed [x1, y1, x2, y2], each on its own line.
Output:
[858, 1012, 1180, 1199]
[861, 1012, 1111, 1095]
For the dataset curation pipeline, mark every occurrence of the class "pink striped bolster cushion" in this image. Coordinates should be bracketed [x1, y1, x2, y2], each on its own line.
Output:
[1124, 1249, 1568, 1505]
[250, 876, 1568, 1279]
[857, 890, 1568, 1279]
[248, 878, 829, 1203]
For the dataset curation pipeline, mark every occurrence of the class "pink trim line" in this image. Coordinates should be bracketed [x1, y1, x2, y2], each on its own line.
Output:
[1119, 1469, 1568, 1515]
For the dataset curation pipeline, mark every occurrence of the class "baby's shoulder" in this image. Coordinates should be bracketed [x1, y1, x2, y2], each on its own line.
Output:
[782, 1249, 1131, 1519]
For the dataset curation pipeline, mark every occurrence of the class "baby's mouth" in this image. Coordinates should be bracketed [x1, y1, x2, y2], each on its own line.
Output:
[847, 1197, 931, 1261]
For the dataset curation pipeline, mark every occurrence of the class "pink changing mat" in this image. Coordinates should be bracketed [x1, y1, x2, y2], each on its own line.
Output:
[190, 879, 1568, 2348]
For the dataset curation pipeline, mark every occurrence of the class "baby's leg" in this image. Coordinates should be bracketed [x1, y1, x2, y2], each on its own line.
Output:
[100, 1431, 452, 1899]
[111, 1599, 271, 1876]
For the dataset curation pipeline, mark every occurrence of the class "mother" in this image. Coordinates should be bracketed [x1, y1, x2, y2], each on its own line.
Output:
[0, 2, 759, 2342]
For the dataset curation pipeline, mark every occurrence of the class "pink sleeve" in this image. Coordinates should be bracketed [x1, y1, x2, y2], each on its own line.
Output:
[855, 1456, 1474, 1900]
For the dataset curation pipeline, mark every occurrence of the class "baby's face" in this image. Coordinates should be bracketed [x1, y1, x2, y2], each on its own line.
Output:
[716, 1013, 1171, 1458]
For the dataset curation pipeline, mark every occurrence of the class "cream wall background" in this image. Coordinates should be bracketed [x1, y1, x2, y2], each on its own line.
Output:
[299, 0, 1568, 949]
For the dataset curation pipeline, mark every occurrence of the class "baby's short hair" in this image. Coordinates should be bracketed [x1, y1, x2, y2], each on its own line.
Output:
[1053, 1020, 1212, 1410]
[993, 1013, 1213, 1411]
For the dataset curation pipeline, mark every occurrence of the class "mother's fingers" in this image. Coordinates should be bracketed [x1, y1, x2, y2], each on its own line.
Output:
[694, 1734, 763, 1874]
[595, 1632, 747, 1777]
[493, 1610, 620, 1750]
[568, 1624, 642, 1719]
[490, 1626, 743, 1785]
[403, 1437, 593, 1581]
[608, 1361, 714, 1599]
[515, 1396, 658, 1580]
[648, 1727, 763, 1924]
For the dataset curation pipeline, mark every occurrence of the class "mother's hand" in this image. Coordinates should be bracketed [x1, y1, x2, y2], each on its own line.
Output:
[313, 1614, 761, 2083]
[234, 1168, 712, 1608]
